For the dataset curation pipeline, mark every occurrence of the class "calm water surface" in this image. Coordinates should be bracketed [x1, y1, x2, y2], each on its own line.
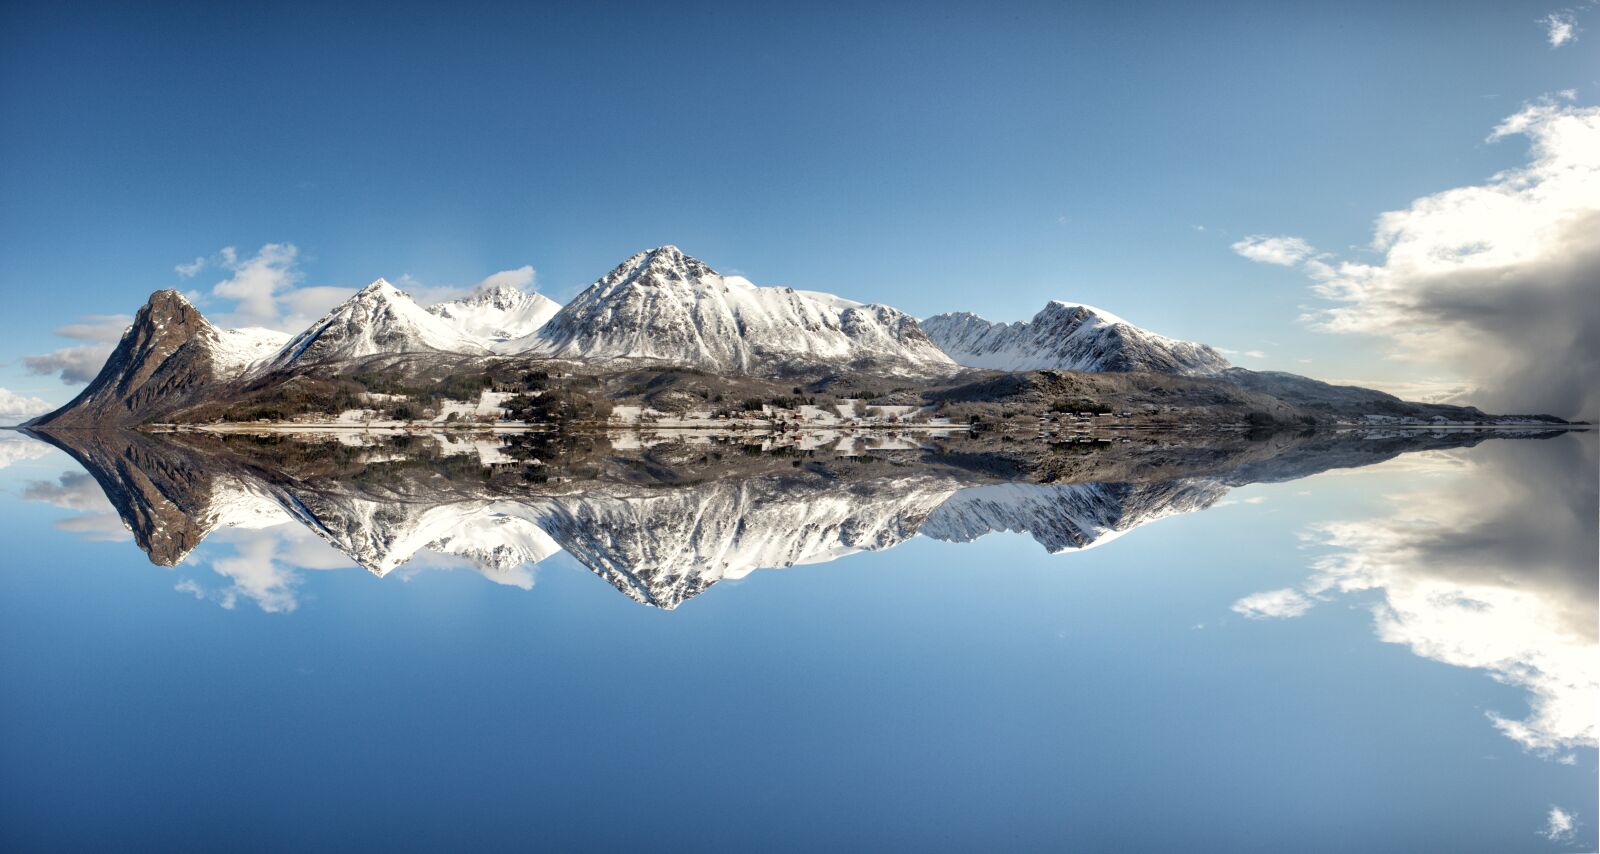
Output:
[0, 428, 1593, 852]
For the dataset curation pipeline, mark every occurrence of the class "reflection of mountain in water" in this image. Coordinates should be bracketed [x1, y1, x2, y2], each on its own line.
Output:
[24, 426, 1577, 609]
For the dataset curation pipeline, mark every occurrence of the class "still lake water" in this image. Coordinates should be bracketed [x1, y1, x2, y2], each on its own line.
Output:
[0, 427, 1594, 852]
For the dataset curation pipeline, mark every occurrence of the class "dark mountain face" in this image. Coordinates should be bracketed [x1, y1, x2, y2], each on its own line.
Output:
[24, 427, 226, 564]
[28, 291, 224, 428]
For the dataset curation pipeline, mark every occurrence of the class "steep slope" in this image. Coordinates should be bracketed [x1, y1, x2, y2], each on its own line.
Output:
[923, 301, 1230, 376]
[428, 283, 561, 354]
[267, 279, 488, 370]
[28, 290, 287, 427]
[531, 246, 957, 377]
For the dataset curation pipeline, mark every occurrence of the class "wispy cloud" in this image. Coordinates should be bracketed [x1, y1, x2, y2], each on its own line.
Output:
[1231, 588, 1314, 619]
[53, 313, 133, 342]
[23, 471, 131, 542]
[21, 312, 133, 385]
[1540, 11, 1578, 47]
[1231, 234, 1316, 266]
[1541, 805, 1576, 841]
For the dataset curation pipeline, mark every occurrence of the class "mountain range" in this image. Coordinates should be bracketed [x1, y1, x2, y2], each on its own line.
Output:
[25, 244, 1556, 427]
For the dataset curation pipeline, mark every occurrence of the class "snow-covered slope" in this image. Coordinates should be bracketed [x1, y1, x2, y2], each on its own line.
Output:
[529, 475, 961, 608]
[428, 283, 561, 354]
[923, 301, 1230, 376]
[530, 246, 958, 377]
[212, 327, 291, 377]
[267, 279, 489, 370]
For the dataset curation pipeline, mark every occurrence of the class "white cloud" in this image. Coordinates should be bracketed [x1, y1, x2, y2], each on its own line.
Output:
[1231, 588, 1313, 619]
[1235, 438, 1598, 754]
[1542, 806, 1576, 841]
[1540, 12, 1578, 47]
[1232, 234, 1316, 266]
[23, 343, 115, 385]
[476, 265, 536, 292]
[209, 242, 303, 328]
[53, 313, 133, 343]
[22, 471, 131, 542]
[1259, 97, 1600, 418]
[278, 285, 357, 333]
[174, 256, 206, 277]
[0, 431, 53, 466]
[0, 387, 55, 423]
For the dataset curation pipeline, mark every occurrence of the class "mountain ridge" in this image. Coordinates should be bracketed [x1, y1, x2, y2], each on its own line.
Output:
[24, 245, 1571, 428]
[922, 301, 1231, 376]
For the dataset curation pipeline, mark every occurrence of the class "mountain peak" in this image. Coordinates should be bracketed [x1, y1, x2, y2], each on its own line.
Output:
[924, 300, 1229, 376]
[357, 278, 401, 297]
[531, 247, 956, 376]
[1041, 300, 1129, 327]
[427, 282, 562, 352]
[600, 245, 718, 291]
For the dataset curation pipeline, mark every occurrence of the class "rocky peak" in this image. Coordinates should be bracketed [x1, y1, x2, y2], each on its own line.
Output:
[28, 289, 225, 427]
[599, 245, 718, 291]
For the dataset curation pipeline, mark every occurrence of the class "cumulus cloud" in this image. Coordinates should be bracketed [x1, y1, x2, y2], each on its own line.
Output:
[208, 242, 304, 328]
[1540, 12, 1578, 47]
[1248, 97, 1600, 418]
[1231, 234, 1316, 266]
[1542, 806, 1576, 841]
[0, 388, 55, 423]
[174, 256, 206, 277]
[1231, 588, 1314, 619]
[1233, 437, 1598, 754]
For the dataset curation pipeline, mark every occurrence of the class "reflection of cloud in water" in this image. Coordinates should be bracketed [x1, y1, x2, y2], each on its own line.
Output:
[0, 432, 53, 470]
[1234, 436, 1598, 753]
[189, 526, 356, 613]
[177, 522, 546, 613]
[22, 471, 130, 542]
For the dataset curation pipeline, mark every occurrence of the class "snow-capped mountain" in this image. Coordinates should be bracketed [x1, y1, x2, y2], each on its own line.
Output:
[428, 283, 562, 354]
[214, 326, 292, 376]
[529, 476, 961, 608]
[531, 246, 958, 377]
[922, 479, 1229, 552]
[29, 290, 290, 427]
[922, 301, 1230, 376]
[267, 279, 489, 370]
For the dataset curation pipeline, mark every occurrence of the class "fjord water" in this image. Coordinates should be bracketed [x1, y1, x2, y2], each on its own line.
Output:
[0, 430, 1593, 852]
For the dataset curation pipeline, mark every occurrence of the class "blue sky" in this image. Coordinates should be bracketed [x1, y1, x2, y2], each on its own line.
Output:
[1, 0, 1596, 414]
